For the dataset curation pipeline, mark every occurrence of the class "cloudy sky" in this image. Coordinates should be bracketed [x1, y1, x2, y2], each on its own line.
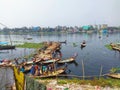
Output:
[0, 0, 120, 28]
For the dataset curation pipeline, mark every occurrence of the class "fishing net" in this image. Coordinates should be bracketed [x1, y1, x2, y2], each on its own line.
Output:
[25, 75, 46, 90]
[0, 67, 14, 90]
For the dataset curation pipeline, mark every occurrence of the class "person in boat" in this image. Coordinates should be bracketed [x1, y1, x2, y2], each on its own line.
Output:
[55, 50, 62, 58]
[38, 64, 43, 75]
[20, 65, 25, 72]
[34, 64, 40, 76]
[32, 57, 36, 64]
[59, 52, 62, 58]
[52, 51, 57, 58]
[82, 40, 86, 44]
[42, 65, 48, 74]
[81, 40, 86, 47]
[50, 63, 55, 72]
[48, 64, 53, 73]
[14, 58, 19, 65]
[30, 64, 35, 75]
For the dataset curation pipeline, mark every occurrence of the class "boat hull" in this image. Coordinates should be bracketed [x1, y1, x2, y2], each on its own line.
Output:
[0, 45, 15, 50]
[30, 67, 66, 78]
[107, 73, 120, 79]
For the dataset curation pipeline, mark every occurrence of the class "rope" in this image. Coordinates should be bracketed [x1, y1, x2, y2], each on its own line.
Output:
[56, 73, 109, 78]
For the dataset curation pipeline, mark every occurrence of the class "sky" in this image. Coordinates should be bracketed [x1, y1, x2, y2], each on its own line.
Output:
[0, 0, 120, 28]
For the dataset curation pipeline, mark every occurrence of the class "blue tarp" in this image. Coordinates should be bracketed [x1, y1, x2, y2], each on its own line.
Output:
[0, 42, 8, 45]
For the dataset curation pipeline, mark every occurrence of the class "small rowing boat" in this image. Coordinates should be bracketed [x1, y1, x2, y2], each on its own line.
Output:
[58, 53, 78, 64]
[80, 40, 86, 48]
[59, 40, 67, 44]
[81, 43, 86, 48]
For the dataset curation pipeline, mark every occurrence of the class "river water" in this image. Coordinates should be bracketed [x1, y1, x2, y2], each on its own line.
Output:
[0, 32, 120, 77]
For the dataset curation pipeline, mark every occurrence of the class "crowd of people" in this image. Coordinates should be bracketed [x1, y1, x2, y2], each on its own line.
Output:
[30, 63, 55, 76]
[19, 62, 55, 76]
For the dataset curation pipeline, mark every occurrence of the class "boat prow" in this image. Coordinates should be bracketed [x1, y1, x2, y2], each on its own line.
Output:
[107, 73, 120, 79]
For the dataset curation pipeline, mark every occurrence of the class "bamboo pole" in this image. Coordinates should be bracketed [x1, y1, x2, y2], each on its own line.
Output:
[8, 31, 13, 46]
[54, 61, 58, 84]
[82, 60, 85, 80]
[0, 22, 13, 45]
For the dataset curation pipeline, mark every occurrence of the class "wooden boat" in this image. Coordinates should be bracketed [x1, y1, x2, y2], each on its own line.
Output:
[0, 45, 15, 50]
[0, 23, 15, 50]
[59, 40, 67, 44]
[26, 38, 32, 40]
[57, 57, 75, 64]
[81, 43, 86, 48]
[58, 53, 78, 64]
[81, 40, 86, 48]
[30, 67, 66, 78]
[24, 35, 32, 40]
[41, 58, 60, 64]
[112, 46, 120, 51]
[23, 59, 41, 65]
[110, 43, 120, 51]
[107, 73, 120, 79]
[0, 42, 15, 50]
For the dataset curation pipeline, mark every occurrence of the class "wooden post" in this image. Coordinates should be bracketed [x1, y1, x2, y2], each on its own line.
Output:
[8, 31, 13, 46]
[82, 60, 85, 80]
[54, 61, 58, 83]
[99, 65, 103, 79]
[0, 23, 13, 46]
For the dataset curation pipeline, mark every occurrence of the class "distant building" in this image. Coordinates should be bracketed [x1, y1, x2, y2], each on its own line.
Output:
[99, 24, 108, 30]
[82, 25, 93, 30]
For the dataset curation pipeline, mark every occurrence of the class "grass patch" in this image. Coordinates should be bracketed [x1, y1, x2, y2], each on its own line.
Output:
[16, 42, 44, 48]
[105, 44, 112, 50]
[36, 78, 120, 87]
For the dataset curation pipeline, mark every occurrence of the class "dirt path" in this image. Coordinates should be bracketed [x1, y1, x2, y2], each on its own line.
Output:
[37, 80, 120, 90]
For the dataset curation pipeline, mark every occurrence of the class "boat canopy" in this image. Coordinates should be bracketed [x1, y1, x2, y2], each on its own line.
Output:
[0, 41, 8, 45]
